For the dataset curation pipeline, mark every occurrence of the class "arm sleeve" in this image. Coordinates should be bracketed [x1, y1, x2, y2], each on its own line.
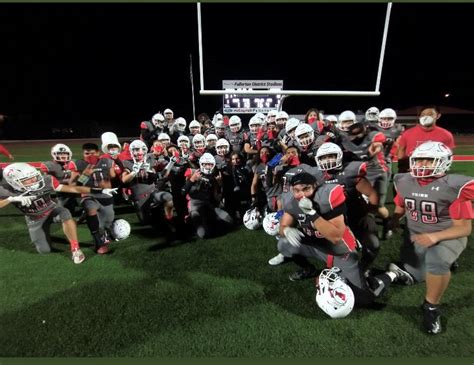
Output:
[449, 200, 474, 220]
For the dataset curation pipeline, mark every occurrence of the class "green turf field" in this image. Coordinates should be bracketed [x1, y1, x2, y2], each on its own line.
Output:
[0, 142, 473, 358]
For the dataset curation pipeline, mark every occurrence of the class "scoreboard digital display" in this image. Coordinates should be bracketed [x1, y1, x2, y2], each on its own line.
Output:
[222, 80, 283, 114]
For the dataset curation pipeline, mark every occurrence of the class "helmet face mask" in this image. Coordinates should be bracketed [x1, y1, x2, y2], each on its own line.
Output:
[295, 124, 315, 147]
[316, 267, 355, 319]
[130, 140, 148, 163]
[178, 136, 190, 150]
[229, 116, 242, 133]
[365, 107, 380, 122]
[3, 163, 45, 192]
[152, 113, 165, 128]
[199, 153, 216, 174]
[205, 134, 218, 148]
[215, 139, 230, 156]
[51, 144, 72, 163]
[158, 133, 171, 148]
[192, 134, 206, 152]
[316, 143, 343, 171]
[243, 208, 262, 230]
[409, 141, 452, 178]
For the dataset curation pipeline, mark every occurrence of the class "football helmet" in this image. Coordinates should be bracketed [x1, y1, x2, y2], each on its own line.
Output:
[177, 135, 191, 149]
[152, 113, 165, 127]
[174, 117, 187, 132]
[337, 111, 357, 132]
[205, 133, 218, 147]
[267, 110, 277, 123]
[243, 207, 262, 230]
[215, 138, 230, 156]
[101, 132, 121, 154]
[189, 120, 201, 134]
[212, 113, 224, 126]
[276, 111, 289, 126]
[3, 162, 45, 192]
[316, 267, 355, 319]
[199, 153, 216, 174]
[365, 106, 380, 122]
[285, 118, 301, 136]
[262, 211, 283, 236]
[158, 133, 171, 147]
[378, 108, 397, 129]
[51, 143, 72, 162]
[163, 108, 174, 118]
[294, 123, 315, 147]
[192, 134, 206, 152]
[229, 116, 242, 133]
[111, 219, 131, 241]
[215, 119, 227, 137]
[129, 140, 148, 163]
[409, 141, 453, 178]
[316, 142, 343, 171]
[255, 112, 266, 122]
[248, 116, 264, 134]
[324, 115, 338, 124]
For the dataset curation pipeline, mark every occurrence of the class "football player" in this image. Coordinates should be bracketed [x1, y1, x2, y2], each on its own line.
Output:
[0, 163, 117, 263]
[387, 141, 474, 334]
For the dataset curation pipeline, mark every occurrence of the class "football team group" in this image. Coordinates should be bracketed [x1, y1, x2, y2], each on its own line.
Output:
[0, 105, 472, 335]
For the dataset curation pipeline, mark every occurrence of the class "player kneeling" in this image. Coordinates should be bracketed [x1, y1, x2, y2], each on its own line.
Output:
[0, 163, 117, 264]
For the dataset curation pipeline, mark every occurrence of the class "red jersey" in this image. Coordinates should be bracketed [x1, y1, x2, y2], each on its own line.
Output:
[398, 125, 455, 157]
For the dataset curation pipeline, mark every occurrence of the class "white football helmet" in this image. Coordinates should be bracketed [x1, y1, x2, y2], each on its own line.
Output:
[111, 219, 131, 241]
[215, 119, 227, 136]
[324, 115, 338, 124]
[378, 108, 397, 129]
[101, 132, 121, 154]
[229, 116, 242, 133]
[51, 143, 72, 162]
[365, 107, 380, 122]
[337, 111, 357, 132]
[243, 207, 262, 230]
[192, 133, 206, 151]
[262, 211, 282, 236]
[316, 142, 343, 171]
[152, 113, 165, 127]
[409, 141, 453, 178]
[255, 112, 266, 122]
[215, 138, 230, 156]
[212, 113, 223, 126]
[316, 267, 355, 319]
[189, 120, 202, 135]
[294, 123, 315, 147]
[276, 111, 289, 126]
[267, 110, 277, 123]
[3, 162, 45, 192]
[248, 116, 264, 134]
[177, 135, 191, 149]
[163, 108, 174, 118]
[174, 117, 187, 132]
[285, 118, 301, 136]
[129, 140, 148, 163]
[205, 133, 218, 147]
[158, 133, 171, 147]
[199, 153, 216, 174]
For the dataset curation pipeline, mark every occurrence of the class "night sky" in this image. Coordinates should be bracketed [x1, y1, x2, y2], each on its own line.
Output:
[0, 3, 473, 138]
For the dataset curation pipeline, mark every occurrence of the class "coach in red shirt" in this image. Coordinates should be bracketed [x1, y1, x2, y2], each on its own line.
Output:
[397, 106, 455, 172]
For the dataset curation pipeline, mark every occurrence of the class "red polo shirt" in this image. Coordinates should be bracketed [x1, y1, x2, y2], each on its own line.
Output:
[398, 124, 455, 157]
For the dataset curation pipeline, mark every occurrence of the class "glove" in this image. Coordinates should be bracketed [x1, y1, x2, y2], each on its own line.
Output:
[298, 197, 320, 221]
[141, 162, 151, 171]
[102, 188, 118, 197]
[132, 162, 142, 174]
[283, 227, 304, 248]
[7, 195, 33, 207]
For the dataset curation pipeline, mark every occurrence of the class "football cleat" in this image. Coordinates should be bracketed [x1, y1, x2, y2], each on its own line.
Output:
[422, 302, 442, 335]
[388, 263, 415, 286]
[72, 249, 85, 264]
